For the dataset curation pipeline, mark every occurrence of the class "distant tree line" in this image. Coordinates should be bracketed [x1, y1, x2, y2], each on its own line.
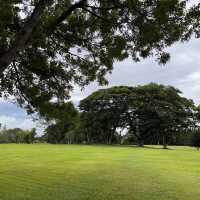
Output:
[0, 126, 37, 144]
[41, 83, 200, 149]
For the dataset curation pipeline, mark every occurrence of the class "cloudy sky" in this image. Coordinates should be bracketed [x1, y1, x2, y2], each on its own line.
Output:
[1, 38, 200, 134]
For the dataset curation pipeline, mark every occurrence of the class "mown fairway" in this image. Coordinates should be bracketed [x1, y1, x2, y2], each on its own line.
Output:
[0, 144, 200, 200]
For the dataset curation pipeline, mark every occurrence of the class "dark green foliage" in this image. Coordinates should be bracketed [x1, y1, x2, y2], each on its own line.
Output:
[80, 86, 134, 144]
[80, 83, 195, 147]
[121, 133, 138, 145]
[0, 1, 198, 112]
[132, 83, 195, 148]
[191, 129, 200, 150]
[43, 102, 80, 144]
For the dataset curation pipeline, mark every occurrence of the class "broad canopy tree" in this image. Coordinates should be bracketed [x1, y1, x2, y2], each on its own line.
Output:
[80, 84, 195, 148]
[0, 0, 200, 112]
[132, 84, 195, 148]
[80, 86, 134, 144]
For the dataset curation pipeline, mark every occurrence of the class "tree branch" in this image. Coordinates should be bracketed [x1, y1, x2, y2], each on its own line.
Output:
[0, 0, 53, 75]
[81, 7, 111, 22]
[12, 61, 30, 104]
[48, 0, 87, 32]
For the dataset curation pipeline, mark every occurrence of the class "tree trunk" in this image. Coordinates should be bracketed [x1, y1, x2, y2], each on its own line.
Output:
[138, 139, 144, 147]
[86, 134, 90, 144]
[107, 128, 115, 145]
[109, 133, 113, 145]
[163, 134, 168, 149]
[134, 133, 144, 147]
[107, 134, 111, 145]
[0, 0, 84, 75]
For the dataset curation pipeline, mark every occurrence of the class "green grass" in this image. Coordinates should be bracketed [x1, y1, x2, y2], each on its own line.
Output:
[0, 144, 200, 200]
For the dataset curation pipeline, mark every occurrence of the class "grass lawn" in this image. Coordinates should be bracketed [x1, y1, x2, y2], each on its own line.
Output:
[0, 144, 199, 200]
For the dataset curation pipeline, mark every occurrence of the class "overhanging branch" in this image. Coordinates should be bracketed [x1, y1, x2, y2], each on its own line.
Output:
[0, 0, 53, 75]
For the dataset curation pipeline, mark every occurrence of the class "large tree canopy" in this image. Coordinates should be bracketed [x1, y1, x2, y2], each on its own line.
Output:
[79, 86, 134, 144]
[0, 0, 199, 112]
[80, 84, 195, 147]
[132, 83, 195, 148]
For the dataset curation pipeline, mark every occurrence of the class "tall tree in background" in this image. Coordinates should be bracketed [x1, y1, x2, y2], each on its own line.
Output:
[0, 0, 199, 112]
[41, 102, 79, 143]
[129, 84, 195, 148]
[79, 86, 134, 144]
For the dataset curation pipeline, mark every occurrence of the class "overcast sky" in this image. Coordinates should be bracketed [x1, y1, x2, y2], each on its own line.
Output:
[1, 38, 200, 134]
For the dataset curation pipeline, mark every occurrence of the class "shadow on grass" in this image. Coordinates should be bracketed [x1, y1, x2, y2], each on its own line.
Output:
[108, 144, 174, 150]
[72, 144, 174, 150]
[142, 146, 173, 150]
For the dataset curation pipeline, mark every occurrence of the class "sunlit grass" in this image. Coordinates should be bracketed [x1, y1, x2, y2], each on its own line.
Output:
[0, 144, 199, 200]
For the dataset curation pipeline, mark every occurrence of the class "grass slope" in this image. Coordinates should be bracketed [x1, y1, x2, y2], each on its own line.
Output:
[0, 144, 199, 200]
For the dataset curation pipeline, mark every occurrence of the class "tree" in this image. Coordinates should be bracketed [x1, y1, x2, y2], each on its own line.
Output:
[80, 84, 195, 147]
[0, 128, 8, 143]
[132, 83, 195, 149]
[80, 86, 134, 144]
[30, 128, 37, 143]
[191, 129, 200, 150]
[43, 102, 79, 144]
[23, 128, 37, 143]
[0, 128, 37, 143]
[0, 0, 197, 112]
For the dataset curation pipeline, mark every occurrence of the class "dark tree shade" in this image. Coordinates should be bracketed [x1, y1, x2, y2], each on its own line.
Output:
[0, 0, 199, 112]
